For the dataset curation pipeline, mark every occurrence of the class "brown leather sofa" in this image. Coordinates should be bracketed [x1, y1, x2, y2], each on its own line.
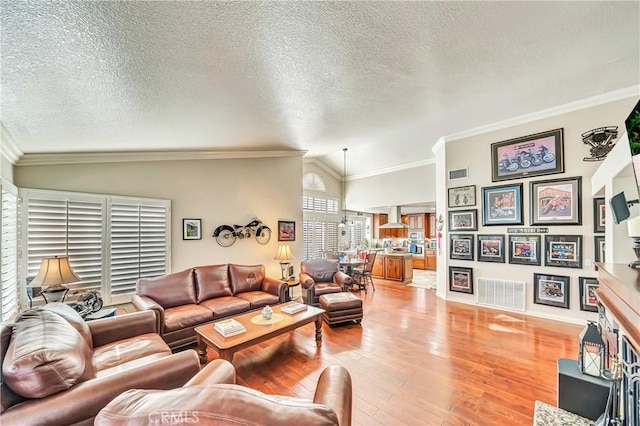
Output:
[1, 303, 200, 426]
[300, 258, 353, 306]
[132, 264, 289, 349]
[96, 359, 352, 426]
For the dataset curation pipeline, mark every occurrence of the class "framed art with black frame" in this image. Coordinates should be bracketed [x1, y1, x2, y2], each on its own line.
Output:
[477, 234, 505, 263]
[448, 209, 478, 231]
[533, 273, 570, 309]
[278, 220, 295, 241]
[449, 234, 474, 261]
[490, 128, 564, 182]
[530, 176, 582, 226]
[578, 276, 599, 312]
[182, 218, 202, 240]
[594, 235, 605, 264]
[544, 234, 582, 269]
[448, 185, 476, 208]
[449, 266, 473, 294]
[508, 234, 541, 266]
[481, 183, 523, 226]
[593, 197, 605, 233]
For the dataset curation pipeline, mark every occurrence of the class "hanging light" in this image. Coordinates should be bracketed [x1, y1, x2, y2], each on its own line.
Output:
[338, 148, 348, 228]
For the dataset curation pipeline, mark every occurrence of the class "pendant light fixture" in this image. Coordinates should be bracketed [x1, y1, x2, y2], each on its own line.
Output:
[338, 148, 348, 228]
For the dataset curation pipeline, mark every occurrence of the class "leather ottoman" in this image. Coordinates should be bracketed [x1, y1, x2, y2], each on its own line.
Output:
[319, 293, 363, 326]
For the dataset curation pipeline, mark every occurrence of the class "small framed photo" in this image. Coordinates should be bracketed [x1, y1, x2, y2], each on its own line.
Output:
[477, 234, 505, 263]
[594, 235, 605, 264]
[579, 277, 599, 312]
[449, 234, 474, 261]
[544, 235, 582, 269]
[182, 218, 202, 240]
[449, 266, 473, 294]
[530, 176, 582, 226]
[278, 220, 295, 241]
[491, 128, 564, 182]
[448, 185, 476, 208]
[448, 209, 478, 232]
[481, 183, 523, 226]
[534, 273, 570, 309]
[508, 234, 541, 266]
[593, 198, 605, 233]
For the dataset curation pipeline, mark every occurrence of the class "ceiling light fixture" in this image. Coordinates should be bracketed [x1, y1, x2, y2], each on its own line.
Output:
[338, 148, 348, 228]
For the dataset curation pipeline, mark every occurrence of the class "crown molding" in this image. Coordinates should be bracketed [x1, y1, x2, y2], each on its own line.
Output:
[15, 149, 307, 166]
[0, 123, 23, 164]
[431, 136, 447, 154]
[445, 85, 640, 142]
[348, 158, 436, 181]
[303, 158, 342, 180]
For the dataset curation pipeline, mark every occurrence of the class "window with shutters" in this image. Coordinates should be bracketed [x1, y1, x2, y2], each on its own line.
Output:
[302, 179, 340, 260]
[20, 189, 170, 305]
[348, 217, 367, 248]
[1, 180, 19, 321]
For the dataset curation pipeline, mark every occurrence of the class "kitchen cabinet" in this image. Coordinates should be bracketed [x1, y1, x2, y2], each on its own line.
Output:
[412, 257, 425, 269]
[370, 253, 413, 283]
[374, 213, 407, 239]
[406, 214, 425, 232]
[425, 249, 436, 270]
[428, 214, 436, 238]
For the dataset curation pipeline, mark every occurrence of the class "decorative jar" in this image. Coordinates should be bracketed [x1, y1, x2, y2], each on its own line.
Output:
[261, 305, 273, 320]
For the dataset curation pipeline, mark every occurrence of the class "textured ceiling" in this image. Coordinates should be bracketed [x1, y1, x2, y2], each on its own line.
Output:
[1, 1, 639, 176]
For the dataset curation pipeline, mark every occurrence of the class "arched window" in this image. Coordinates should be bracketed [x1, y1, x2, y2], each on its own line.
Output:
[302, 173, 326, 192]
[302, 173, 338, 259]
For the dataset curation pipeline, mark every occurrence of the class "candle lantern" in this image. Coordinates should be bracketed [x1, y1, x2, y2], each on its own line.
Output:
[578, 320, 605, 377]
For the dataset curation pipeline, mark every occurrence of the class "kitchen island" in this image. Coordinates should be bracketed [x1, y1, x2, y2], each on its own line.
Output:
[371, 253, 413, 284]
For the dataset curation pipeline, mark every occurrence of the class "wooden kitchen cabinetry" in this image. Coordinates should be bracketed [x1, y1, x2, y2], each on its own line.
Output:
[406, 214, 425, 232]
[425, 249, 436, 270]
[412, 256, 425, 269]
[374, 213, 408, 239]
[371, 254, 413, 283]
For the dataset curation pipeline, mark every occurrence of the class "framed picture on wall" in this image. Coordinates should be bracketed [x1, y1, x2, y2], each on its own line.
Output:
[490, 128, 564, 182]
[449, 266, 473, 294]
[448, 209, 478, 231]
[278, 220, 295, 241]
[533, 273, 570, 309]
[508, 234, 541, 266]
[593, 197, 606, 233]
[449, 234, 474, 261]
[594, 235, 605, 264]
[544, 234, 583, 269]
[448, 185, 476, 208]
[182, 218, 202, 240]
[481, 183, 523, 226]
[530, 176, 582, 226]
[477, 234, 505, 263]
[578, 277, 599, 312]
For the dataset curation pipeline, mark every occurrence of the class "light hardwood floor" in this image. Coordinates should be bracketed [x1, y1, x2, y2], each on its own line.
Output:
[122, 278, 581, 425]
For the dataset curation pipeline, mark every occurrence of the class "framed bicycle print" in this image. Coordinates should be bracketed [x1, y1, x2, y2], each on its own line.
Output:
[477, 234, 505, 263]
[533, 273, 570, 309]
[530, 176, 582, 226]
[449, 266, 473, 294]
[449, 234, 474, 261]
[578, 277, 599, 312]
[448, 185, 476, 208]
[481, 183, 523, 226]
[491, 128, 564, 182]
[544, 234, 582, 269]
[593, 197, 605, 233]
[448, 209, 478, 231]
[508, 234, 541, 266]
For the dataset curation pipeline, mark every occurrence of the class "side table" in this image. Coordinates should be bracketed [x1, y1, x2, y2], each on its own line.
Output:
[287, 279, 300, 301]
[85, 307, 117, 321]
[557, 358, 611, 421]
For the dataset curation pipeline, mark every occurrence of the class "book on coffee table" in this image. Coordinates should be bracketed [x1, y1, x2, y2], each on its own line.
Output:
[214, 318, 246, 337]
[282, 302, 308, 315]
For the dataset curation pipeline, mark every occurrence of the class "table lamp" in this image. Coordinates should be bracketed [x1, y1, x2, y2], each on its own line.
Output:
[274, 244, 294, 281]
[29, 256, 81, 303]
[627, 216, 640, 268]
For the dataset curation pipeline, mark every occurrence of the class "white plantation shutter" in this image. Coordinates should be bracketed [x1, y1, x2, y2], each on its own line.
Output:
[21, 189, 170, 306]
[109, 199, 169, 303]
[1, 180, 19, 321]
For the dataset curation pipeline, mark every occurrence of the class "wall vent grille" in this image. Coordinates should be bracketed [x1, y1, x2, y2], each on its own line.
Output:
[448, 168, 468, 180]
[477, 277, 526, 312]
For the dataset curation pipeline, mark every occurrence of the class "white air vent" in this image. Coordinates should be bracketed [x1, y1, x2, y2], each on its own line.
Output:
[448, 168, 468, 180]
[477, 277, 526, 312]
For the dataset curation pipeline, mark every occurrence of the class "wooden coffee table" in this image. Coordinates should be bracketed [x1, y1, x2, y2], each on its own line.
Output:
[194, 303, 325, 363]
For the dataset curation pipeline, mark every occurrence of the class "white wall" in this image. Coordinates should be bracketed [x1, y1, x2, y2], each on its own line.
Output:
[444, 96, 638, 323]
[14, 156, 303, 277]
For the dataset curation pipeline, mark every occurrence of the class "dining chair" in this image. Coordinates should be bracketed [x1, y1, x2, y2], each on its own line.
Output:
[352, 252, 376, 292]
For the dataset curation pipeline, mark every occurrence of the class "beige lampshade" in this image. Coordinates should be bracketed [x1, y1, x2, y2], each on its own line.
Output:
[274, 244, 294, 261]
[29, 256, 81, 291]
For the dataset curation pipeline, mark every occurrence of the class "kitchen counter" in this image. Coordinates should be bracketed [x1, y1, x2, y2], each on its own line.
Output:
[371, 253, 413, 284]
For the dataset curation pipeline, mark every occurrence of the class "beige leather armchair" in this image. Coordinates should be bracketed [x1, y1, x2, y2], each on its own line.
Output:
[300, 258, 353, 306]
[97, 359, 352, 426]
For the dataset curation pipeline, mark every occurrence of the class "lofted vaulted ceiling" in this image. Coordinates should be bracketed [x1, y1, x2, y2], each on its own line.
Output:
[1, 1, 639, 177]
